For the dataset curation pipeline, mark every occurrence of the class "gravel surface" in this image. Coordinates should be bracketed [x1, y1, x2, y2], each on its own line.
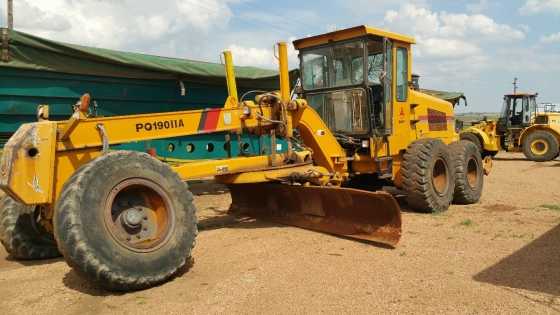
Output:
[0, 152, 559, 314]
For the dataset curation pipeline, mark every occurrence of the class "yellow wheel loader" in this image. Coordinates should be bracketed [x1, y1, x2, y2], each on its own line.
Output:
[461, 92, 560, 161]
[0, 26, 486, 291]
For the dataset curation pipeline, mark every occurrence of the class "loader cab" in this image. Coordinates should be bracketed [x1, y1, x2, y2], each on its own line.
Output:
[498, 93, 537, 131]
[293, 26, 414, 143]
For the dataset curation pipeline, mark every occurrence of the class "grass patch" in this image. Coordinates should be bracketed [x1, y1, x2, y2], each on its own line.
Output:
[540, 204, 560, 211]
[459, 219, 474, 227]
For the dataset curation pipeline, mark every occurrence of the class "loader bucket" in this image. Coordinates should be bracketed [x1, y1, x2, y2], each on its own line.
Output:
[228, 183, 402, 247]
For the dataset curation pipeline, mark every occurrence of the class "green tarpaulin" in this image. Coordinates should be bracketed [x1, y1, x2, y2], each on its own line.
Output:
[420, 89, 466, 107]
[0, 28, 286, 88]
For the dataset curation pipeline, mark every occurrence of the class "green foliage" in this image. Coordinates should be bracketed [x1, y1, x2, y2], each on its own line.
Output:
[540, 204, 560, 211]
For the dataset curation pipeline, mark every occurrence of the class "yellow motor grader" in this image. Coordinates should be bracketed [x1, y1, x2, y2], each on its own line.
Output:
[0, 26, 485, 291]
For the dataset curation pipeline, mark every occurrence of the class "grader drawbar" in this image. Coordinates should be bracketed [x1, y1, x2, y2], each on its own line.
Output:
[0, 42, 401, 290]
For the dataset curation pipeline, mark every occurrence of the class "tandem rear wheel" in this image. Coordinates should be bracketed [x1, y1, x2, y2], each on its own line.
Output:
[53, 151, 197, 291]
[402, 139, 483, 213]
[0, 191, 60, 260]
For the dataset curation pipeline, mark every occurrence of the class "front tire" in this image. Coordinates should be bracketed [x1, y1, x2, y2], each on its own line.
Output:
[54, 151, 197, 291]
[522, 130, 559, 162]
[0, 191, 60, 260]
[450, 141, 483, 204]
[402, 139, 456, 213]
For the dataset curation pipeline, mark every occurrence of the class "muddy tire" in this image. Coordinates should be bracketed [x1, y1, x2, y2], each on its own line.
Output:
[449, 141, 483, 204]
[460, 132, 482, 153]
[0, 191, 60, 260]
[522, 130, 559, 162]
[53, 151, 197, 291]
[402, 139, 456, 213]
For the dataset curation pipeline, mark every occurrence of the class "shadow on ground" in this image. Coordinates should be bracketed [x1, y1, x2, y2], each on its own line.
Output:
[62, 254, 196, 296]
[5, 256, 63, 266]
[474, 224, 560, 296]
[188, 180, 229, 196]
[492, 156, 529, 161]
[197, 212, 280, 231]
[62, 271, 123, 297]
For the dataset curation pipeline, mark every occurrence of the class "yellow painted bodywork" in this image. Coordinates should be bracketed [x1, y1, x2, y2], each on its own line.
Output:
[293, 25, 415, 50]
[0, 25, 459, 208]
[322, 38, 458, 183]
[463, 120, 501, 152]
[519, 119, 560, 146]
[223, 50, 239, 103]
[464, 112, 560, 153]
[0, 122, 57, 204]
[55, 106, 272, 151]
[1, 98, 339, 205]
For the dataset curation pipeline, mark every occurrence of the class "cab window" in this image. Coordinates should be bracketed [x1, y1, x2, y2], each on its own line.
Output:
[396, 47, 408, 102]
[302, 48, 329, 90]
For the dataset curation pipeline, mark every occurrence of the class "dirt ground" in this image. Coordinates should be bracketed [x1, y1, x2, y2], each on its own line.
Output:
[1, 152, 560, 314]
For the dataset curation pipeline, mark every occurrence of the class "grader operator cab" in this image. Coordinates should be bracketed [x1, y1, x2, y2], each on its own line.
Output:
[461, 91, 560, 161]
[0, 26, 485, 291]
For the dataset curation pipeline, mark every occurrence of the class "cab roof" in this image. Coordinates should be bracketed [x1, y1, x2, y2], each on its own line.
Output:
[293, 25, 416, 50]
[504, 93, 538, 97]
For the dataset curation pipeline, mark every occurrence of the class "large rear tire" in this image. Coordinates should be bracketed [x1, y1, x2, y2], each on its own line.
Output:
[522, 130, 559, 162]
[460, 132, 482, 152]
[0, 191, 60, 260]
[449, 141, 483, 204]
[402, 139, 456, 213]
[53, 151, 197, 291]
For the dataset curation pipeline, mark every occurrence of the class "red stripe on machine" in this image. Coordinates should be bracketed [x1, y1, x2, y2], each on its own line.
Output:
[416, 115, 455, 121]
[201, 109, 221, 132]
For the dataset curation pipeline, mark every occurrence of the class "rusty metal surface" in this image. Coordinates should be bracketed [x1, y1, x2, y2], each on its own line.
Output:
[229, 183, 402, 247]
[483, 156, 493, 175]
[104, 178, 175, 253]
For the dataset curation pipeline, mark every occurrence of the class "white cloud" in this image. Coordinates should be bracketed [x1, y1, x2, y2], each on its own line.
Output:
[227, 39, 298, 68]
[520, 0, 560, 15]
[227, 45, 274, 68]
[379, 3, 538, 106]
[382, 4, 525, 60]
[12, 0, 238, 52]
[7, 0, 303, 70]
[419, 38, 481, 58]
[384, 4, 525, 44]
[541, 32, 560, 43]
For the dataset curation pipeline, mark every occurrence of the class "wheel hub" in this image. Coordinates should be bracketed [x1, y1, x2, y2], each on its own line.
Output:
[432, 158, 448, 195]
[121, 207, 144, 229]
[104, 178, 175, 253]
[466, 157, 479, 188]
[531, 139, 548, 155]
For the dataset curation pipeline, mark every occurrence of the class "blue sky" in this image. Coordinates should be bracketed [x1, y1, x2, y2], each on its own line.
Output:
[1, 0, 559, 112]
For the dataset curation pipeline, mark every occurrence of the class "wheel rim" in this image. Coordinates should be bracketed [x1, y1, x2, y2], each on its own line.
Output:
[432, 158, 448, 195]
[466, 157, 479, 188]
[104, 178, 175, 253]
[530, 139, 548, 156]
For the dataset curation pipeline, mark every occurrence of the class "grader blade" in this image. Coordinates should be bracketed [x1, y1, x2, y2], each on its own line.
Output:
[228, 184, 402, 246]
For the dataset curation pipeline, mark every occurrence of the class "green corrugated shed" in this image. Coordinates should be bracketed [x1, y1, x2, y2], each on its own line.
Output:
[0, 28, 292, 158]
